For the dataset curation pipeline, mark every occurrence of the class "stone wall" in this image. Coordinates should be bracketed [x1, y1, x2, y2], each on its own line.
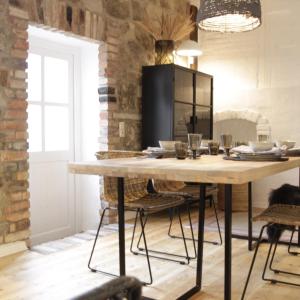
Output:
[0, 0, 189, 245]
[100, 0, 189, 151]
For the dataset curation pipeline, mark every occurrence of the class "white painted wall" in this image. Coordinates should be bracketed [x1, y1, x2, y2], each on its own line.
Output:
[194, 0, 300, 207]
[78, 42, 101, 230]
[214, 119, 257, 143]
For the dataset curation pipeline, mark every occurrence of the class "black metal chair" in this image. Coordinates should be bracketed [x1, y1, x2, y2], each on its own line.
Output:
[151, 180, 222, 254]
[89, 151, 194, 285]
[241, 204, 300, 300]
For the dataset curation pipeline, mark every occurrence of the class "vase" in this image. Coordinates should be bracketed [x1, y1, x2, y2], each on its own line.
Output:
[155, 40, 174, 65]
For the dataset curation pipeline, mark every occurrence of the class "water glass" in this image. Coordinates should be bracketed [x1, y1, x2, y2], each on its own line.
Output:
[175, 142, 188, 160]
[188, 133, 202, 159]
[258, 135, 269, 142]
[220, 134, 232, 157]
[208, 141, 220, 155]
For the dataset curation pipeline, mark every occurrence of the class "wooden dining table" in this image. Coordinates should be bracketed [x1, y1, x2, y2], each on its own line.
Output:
[69, 155, 300, 300]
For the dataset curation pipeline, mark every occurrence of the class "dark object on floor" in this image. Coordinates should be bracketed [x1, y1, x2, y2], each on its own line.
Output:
[71, 276, 142, 300]
[267, 184, 300, 242]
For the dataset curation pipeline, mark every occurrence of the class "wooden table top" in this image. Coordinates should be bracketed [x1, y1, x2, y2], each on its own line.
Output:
[68, 155, 300, 184]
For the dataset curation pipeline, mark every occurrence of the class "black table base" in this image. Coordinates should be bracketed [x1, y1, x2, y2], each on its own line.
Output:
[115, 167, 300, 300]
[116, 178, 207, 300]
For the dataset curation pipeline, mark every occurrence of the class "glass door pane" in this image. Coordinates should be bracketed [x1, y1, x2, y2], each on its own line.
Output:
[174, 102, 193, 142]
[44, 56, 69, 104]
[194, 106, 212, 139]
[27, 50, 72, 155]
[174, 68, 193, 104]
[27, 53, 42, 102]
[195, 74, 212, 106]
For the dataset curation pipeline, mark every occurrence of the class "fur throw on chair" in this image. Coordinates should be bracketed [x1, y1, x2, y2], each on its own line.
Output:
[267, 184, 300, 242]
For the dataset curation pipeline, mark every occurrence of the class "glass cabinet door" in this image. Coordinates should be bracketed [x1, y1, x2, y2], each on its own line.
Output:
[174, 68, 193, 104]
[174, 102, 193, 142]
[195, 74, 212, 106]
[194, 105, 212, 139]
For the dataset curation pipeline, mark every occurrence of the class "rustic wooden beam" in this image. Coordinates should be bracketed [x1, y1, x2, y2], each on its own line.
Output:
[85, 10, 91, 38]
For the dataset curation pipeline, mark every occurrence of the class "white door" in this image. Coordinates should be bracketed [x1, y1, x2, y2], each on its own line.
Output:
[27, 40, 77, 245]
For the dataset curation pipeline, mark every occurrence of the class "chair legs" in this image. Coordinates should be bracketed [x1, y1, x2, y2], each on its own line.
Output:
[88, 207, 119, 278]
[178, 206, 191, 263]
[267, 229, 300, 280]
[187, 203, 197, 258]
[168, 197, 223, 246]
[288, 227, 300, 256]
[211, 196, 223, 245]
[88, 207, 153, 285]
[137, 210, 153, 285]
[241, 225, 267, 300]
[132, 207, 192, 264]
[262, 235, 300, 287]
[241, 225, 300, 300]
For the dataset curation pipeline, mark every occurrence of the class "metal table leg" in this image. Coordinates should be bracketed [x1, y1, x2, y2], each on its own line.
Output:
[117, 177, 204, 300]
[248, 182, 253, 251]
[224, 184, 232, 300]
[247, 182, 258, 251]
[117, 177, 126, 276]
[197, 183, 206, 287]
[176, 183, 206, 300]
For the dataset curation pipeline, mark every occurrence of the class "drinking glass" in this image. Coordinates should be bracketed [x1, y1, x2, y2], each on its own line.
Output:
[188, 133, 202, 159]
[175, 142, 188, 160]
[258, 134, 269, 142]
[220, 134, 232, 157]
[208, 141, 220, 155]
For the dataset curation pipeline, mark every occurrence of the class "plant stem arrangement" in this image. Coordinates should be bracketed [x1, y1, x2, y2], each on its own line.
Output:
[135, 11, 195, 64]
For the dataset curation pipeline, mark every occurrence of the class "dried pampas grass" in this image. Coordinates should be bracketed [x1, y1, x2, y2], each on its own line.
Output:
[135, 11, 195, 42]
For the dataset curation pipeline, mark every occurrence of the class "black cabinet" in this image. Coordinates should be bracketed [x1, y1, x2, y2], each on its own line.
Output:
[142, 64, 213, 148]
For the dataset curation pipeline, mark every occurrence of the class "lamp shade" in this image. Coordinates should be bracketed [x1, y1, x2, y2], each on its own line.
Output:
[176, 40, 203, 57]
[197, 0, 262, 33]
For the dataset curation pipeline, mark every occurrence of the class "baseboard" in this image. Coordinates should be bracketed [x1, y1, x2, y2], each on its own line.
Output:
[0, 241, 28, 258]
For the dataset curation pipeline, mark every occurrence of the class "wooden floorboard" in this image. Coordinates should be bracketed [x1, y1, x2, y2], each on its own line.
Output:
[0, 208, 299, 300]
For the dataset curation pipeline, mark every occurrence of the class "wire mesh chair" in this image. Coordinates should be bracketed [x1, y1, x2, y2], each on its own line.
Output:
[89, 151, 193, 285]
[241, 204, 300, 300]
[152, 179, 223, 253]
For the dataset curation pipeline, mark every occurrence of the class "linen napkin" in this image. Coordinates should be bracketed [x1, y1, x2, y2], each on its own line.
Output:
[231, 145, 283, 155]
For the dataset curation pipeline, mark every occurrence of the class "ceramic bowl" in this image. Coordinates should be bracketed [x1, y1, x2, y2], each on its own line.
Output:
[248, 141, 274, 152]
[159, 140, 176, 151]
[275, 140, 296, 149]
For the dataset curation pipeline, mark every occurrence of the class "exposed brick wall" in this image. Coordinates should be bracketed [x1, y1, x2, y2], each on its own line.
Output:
[0, 3, 30, 245]
[0, 0, 189, 244]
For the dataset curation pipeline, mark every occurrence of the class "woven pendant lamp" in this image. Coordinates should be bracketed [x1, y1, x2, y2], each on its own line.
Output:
[197, 0, 262, 33]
